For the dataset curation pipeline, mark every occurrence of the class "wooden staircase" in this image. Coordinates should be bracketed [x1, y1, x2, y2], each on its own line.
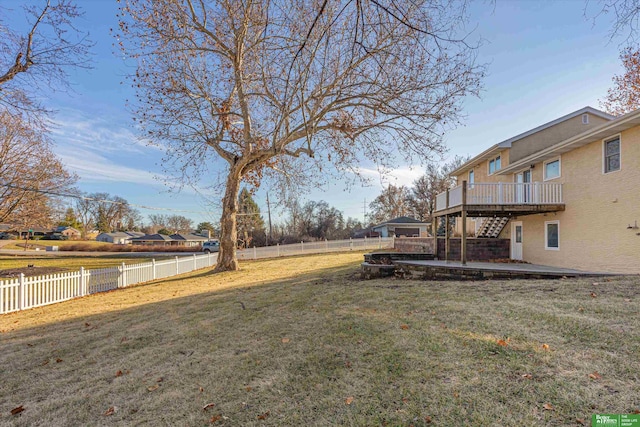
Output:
[477, 217, 509, 238]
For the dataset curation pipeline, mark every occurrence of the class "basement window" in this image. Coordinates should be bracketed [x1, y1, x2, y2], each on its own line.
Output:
[545, 221, 559, 250]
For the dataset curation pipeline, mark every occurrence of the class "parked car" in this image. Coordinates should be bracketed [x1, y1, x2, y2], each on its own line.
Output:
[202, 240, 220, 253]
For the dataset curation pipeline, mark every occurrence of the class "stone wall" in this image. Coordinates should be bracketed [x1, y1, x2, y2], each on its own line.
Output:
[394, 237, 435, 253]
[436, 238, 510, 261]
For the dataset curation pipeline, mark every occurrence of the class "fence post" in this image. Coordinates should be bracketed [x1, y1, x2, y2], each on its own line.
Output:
[19, 273, 25, 311]
[121, 262, 127, 288]
[152, 259, 157, 280]
[378, 235, 381, 249]
[253, 246, 257, 260]
[277, 243, 280, 257]
[79, 267, 85, 297]
[175, 256, 179, 275]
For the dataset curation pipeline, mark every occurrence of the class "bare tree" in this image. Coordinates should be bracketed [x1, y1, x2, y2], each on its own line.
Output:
[167, 214, 194, 234]
[0, 111, 76, 226]
[368, 185, 413, 224]
[118, 0, 484, 271]
[0, 0, 92, 118]
[408, 155, 469, 222]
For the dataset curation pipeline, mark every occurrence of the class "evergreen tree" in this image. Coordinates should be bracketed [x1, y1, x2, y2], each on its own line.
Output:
[237, 188, 265, 248]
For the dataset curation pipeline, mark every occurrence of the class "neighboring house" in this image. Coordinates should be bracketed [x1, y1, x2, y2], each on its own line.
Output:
[433, 105, 640, 274]
[169, 233, 209, 247]
[96, 231, 145, 244]
[129, 234, 180, 246]
[54, 226, 81, 240]
[372, 216, 431, 238]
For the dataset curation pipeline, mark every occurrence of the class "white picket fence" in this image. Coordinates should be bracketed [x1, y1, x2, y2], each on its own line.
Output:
[0, 237, 393, 314]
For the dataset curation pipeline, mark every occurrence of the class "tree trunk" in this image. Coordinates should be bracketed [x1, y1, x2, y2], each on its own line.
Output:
[214, 168, 243, 272]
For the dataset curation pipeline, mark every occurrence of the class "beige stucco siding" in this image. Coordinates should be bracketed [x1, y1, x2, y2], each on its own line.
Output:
[518, 126, 640, 274]
[455, 149, 511, 185]
[509, 114, 611, 163]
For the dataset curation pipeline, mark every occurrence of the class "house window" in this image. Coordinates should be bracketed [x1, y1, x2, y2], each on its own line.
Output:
[468, 169, 474, 187]
[545, 221, 559, 250]
[489, 155, 501, 174]
[544, 158, 560, 180]
[604, 136, 620, 173]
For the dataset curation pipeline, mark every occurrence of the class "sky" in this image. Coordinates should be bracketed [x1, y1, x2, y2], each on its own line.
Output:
[6, 0, 626, 227]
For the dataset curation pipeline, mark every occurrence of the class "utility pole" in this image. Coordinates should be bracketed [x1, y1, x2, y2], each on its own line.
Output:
[266, 191, 273, 246]
[363, 198, 367, 225]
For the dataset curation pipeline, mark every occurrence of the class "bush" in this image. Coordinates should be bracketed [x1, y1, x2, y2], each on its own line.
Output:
[59, 244, 200, 253]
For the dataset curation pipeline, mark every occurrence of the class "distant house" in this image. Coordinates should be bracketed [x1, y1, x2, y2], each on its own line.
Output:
[54, 226, 81, 240]
[170, 233, 209, 247]
[96, 231, 145, 244]
[371, 217, 431, 238]
[129, 234, 180, 246]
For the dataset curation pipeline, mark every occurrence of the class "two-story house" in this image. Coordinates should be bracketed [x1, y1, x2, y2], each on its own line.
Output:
[434, 106, 640, 274]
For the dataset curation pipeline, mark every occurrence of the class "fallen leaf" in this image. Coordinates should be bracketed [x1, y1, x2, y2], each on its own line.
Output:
[592, 282, 599, 286]
[345, 396, 354, 405]
[203, 403, 216, 411]
[257, 411, 270, 420]
[85, 322, 91, 327]
[541, 344, 550, 351]
[543, 403, 554, 411]
[400, 324, 410, 330]
[625, 298, 632, 302]
[521, 373, 533, 379]
[147, 384, 160, 392]
[281, 338, 290, 343]
[425, 415, 433, 423]
[115, 370, 123, 377]
[576, 418, 586, 425]
[41, 359, 49, 366]
[590, 292, 597, 298]
[246, 386, 253, 392]
[209, 414, 221, 423]
[402, 397, 409, 403]
[453, 392, 460, 398]
[632, 409, 640, 414]
[56, 358, 63, 363]
[578, 307, 584, 312]
[104, 406, 115, 416]
[156, 377, 163, 382]
[199, 387, 204, 393]
[588, 371, 602, 380]
[497, 339, 509, 347]
[10, 406, 25, 416]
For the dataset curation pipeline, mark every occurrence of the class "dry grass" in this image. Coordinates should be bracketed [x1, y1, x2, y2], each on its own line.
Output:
[0, 255, 167, 273]
[1, 252, 639, 426]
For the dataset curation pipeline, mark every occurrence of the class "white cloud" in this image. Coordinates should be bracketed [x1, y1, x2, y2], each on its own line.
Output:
[354, 166, 424, 189]
[57, 147, 162, 186]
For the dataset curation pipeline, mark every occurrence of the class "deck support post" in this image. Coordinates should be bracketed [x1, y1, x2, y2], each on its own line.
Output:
[444, 215, 450, 262]
[461, 180, 468, 266]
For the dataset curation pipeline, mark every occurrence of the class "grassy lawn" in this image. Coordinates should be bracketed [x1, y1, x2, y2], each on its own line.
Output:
[1, 252, 638, 426]
[0, 255, 167, 272]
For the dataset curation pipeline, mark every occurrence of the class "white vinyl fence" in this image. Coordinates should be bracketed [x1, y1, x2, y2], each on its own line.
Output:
[1, 237, 393, 314]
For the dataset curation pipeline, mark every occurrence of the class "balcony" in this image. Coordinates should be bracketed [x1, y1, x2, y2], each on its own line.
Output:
[435, 182, 565, 217]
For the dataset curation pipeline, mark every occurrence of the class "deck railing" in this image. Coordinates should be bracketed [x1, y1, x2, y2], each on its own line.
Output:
[435, 182, 563, 211]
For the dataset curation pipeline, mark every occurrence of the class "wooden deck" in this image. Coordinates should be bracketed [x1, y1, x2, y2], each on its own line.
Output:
[434, 203, 565, 217]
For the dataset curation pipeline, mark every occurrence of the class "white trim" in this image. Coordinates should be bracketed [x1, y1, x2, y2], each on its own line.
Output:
[582, 113, 589, 124]
[450, 106, 614, 176]
[543, 156, 561, 181]
[545, 220, 560, 251]
[603, 134, 622, 174]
